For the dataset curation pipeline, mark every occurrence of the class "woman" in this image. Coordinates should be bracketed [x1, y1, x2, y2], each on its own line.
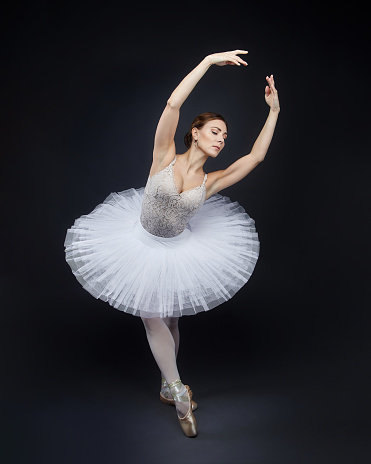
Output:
[64, 50, 280, 438]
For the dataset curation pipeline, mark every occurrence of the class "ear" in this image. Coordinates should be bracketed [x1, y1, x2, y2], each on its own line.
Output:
[192, 127, 198, 140]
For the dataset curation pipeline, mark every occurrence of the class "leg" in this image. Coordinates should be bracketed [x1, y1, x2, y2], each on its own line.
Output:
[158, 317, 198, 413]
[141, 317, 180, 385]
[163, 317, 180, 357]
[162, 317, 180, 382]
[141, 316, 190, 418]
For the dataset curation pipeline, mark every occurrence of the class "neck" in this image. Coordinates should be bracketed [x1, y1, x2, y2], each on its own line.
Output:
[180, 146, 208, 174]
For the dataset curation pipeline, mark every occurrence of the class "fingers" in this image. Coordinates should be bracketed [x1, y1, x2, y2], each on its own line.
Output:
[212, 49, 248, 66]
[226, 50, 248, 66]
[266, 74, 278, 94]
[225, 57, 244, 66]
[236, 56, 248, 66]
[266, 74, 274, 88]
[223, 58, 240, 66]
[232, 49, 248, 66]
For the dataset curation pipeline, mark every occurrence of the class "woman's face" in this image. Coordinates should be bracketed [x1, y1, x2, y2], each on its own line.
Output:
[193, 120, 228, 157]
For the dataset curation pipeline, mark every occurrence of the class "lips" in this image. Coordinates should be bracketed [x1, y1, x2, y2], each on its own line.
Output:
[212, 146, 220, 151]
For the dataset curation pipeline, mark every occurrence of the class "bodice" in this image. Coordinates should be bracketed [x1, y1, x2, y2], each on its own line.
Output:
[140, 156, 208, 238]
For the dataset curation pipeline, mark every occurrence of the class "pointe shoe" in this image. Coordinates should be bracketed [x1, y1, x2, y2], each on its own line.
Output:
[160, 384, 198, 411]
[168, 379, 197, 438]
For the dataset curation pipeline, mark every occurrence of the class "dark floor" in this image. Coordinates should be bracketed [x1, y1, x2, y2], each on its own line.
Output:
[2, 386, 368, 464]
[2, 330, 370, 464]
[1, 257, 370, 464]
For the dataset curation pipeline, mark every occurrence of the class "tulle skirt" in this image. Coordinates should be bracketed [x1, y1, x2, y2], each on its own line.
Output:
[64, 187, 260, 318]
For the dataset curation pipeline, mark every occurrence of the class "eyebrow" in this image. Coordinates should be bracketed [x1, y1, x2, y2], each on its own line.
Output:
[211, 126, 228, 136]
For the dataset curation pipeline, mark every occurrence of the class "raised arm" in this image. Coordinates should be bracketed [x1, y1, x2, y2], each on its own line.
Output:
[151, 51, 248, 172]
[206, 74, 280, 199]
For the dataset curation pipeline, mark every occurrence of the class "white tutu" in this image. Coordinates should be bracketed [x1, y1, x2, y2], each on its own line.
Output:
[64, 187, 260, 318]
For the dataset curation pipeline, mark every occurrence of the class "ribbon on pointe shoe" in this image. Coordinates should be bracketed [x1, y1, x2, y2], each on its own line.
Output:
[168, 379, 197, 438]
[160, 376, 198, 411]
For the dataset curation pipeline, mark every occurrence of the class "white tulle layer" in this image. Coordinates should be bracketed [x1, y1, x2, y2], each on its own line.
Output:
[64, 187, 260, 318]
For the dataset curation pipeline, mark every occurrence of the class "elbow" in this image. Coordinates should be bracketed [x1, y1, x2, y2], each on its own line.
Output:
[250, 152, 265, 163]
[166, 97, 181, 110]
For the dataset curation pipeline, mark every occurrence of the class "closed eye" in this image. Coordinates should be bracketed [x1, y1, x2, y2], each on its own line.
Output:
[211, 127, 227, 141]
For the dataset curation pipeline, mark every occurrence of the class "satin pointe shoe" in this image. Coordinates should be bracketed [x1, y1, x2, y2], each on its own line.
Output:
[160, 376, 198, 411]
[168, 378, 197, 438]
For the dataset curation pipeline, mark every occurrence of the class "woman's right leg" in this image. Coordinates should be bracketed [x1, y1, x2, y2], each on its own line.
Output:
[163, 317, 180, 357]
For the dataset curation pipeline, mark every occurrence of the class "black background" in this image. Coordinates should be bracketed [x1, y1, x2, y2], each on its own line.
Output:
[2, 1, 370, 463]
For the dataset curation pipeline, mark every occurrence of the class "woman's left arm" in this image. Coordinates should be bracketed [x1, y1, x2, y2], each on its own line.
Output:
[206, 75, 280, 198]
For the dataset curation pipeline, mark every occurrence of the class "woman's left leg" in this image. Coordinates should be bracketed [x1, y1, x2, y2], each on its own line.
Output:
[141, 317, 180, 385]
[160, 317, 180, 392]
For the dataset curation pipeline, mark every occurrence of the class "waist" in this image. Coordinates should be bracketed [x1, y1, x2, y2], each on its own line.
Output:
[135, 219, 191, 245]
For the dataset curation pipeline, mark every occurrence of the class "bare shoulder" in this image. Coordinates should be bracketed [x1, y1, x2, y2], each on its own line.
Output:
[149, 143, 176, 177]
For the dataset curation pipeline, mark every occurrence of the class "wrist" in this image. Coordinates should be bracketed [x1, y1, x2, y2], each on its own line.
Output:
[203, 56, 213, 68]
[269, 107, 280, 116]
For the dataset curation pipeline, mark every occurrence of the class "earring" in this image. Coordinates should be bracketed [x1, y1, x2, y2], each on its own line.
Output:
[194, 139, 198, 147]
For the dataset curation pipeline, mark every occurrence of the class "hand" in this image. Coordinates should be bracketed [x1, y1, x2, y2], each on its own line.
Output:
[265, 75, 280, 112]
[207, 50, 248, 67]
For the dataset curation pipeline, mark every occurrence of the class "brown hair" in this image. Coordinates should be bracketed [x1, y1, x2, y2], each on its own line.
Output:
[184, 112, 228, 149]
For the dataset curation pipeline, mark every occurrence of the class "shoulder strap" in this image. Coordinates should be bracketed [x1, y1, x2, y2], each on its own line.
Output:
[202, 173, 208, 185]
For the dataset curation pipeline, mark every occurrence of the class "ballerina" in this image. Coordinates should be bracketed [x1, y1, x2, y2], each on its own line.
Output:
[64, 50, 280, 437]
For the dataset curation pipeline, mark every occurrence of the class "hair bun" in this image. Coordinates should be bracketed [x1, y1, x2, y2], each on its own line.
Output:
[184, 131, 193, 149]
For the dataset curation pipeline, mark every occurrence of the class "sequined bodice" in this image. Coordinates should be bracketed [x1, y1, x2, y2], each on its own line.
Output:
[140, 156, 208, 238]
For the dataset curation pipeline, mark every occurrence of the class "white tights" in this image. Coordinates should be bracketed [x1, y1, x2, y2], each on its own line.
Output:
[141, 316, 190, 417]
[141, 316, 180, 385]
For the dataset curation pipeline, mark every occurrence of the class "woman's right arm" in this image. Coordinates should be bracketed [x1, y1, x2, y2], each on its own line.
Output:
[151, 50, 248, 170]
[151, 57, 211, 166]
